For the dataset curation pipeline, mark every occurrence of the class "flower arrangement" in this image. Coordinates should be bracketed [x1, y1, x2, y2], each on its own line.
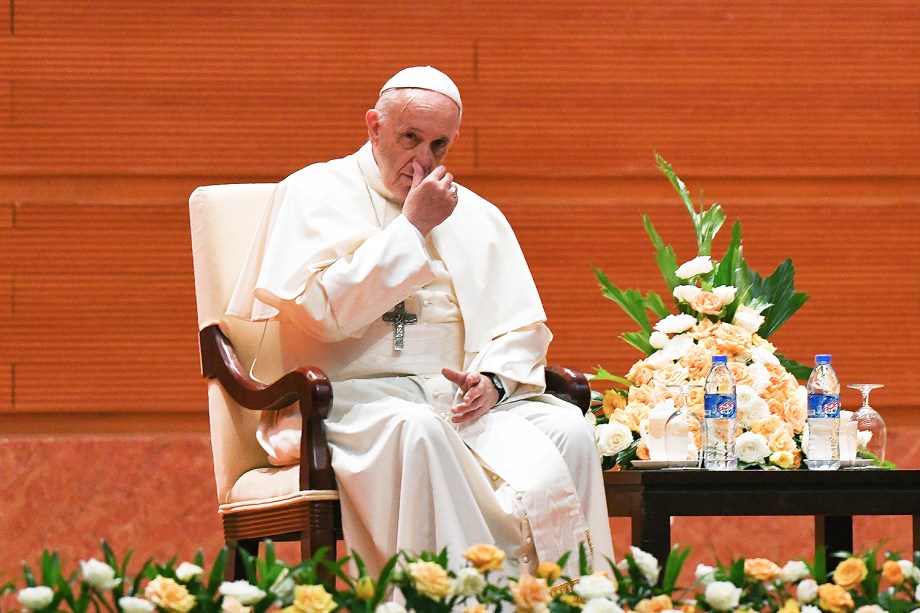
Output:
[6, 541, 920, 613]
[590, 154, 819, 470]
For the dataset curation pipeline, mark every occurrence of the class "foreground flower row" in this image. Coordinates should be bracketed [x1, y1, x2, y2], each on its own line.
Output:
[4, 542, 920, 613]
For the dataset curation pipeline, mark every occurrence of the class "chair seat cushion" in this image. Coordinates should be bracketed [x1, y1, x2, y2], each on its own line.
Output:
[224, 464, 338, 508]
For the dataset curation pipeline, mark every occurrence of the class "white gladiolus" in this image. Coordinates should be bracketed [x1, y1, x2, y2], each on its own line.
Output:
[704, 581, 742, 611]
[695, 564, 717, 586]
[80, 558, 121, 590]
[654, 313, 697, 334]
[452, 567, 486, 597]
[734, 431, 771, 464]
[376, 603, 409, 613]
[583, 599, 624, 613]
[675, 256, 714, 279]
[574, 574, 618, 600]
[779, 560, 810, 583]
[662, 333, 695, 361]
[119, 597, 157, 613]
[596, 421, 634, 456]
[175, 562, 204, 582]
[713, 286, 737, 304]
[673, 285, 702, 303]
[797, 579, 819, 602]
[649, 331, 670, 349]
[219, 581, 267, 606]
[18, 586, 54, 611]
[629, 547, 661, 585]
[736, 385, 771, 429]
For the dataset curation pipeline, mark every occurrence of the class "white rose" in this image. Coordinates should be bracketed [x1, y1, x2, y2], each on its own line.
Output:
[750, 346, 780, 365]
[376, 603, 409, 613]
[583, 599, 624, 613]
[654, 314, 697, 334]
[675, 256, 714, 279]
[704, 581, 742, 611]
[747, 362, 771, 394]
[734, 431, 771, 464]
[80, 558, 121, 590]
[596, 422, 634, 457]
[736, 385, 770, 429]
[585, 411, 597, 427]
[673, 285, 702, 303]
[175, 562, 204, 583]
[898, 560, 920, 583]
[797, 578, 819, 602]
[857, 430, 873, 451]
[646, 350, 675, 368]
[630, 547, 661, 585]
[649, 331, 670, 349]
[662, 333, 694, 361]
[713, 286, 737, 304]
[18, 586, 54, 611]
[119, 597, 157, 613]
[915, 583, 920, 602]
[695, 564, 716, 586]
[779, 560, 810, 583]
[219, 581, 267, 606]
[574, 575, 617, 600]
[802, 606, 823, 613]
[452, 567, 486, 597]
[732, 305, 766, 334]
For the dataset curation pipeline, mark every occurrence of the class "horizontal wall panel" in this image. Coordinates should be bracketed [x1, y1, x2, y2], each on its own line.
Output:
[0, 363, 9, 411]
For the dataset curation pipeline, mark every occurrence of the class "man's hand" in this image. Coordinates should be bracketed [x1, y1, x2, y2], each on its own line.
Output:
[442, 367, 500, 424]
[403, 161, 458, 236]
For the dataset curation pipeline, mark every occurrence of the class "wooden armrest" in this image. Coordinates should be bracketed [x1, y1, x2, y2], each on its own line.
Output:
[198, 324, 336, 491]
[545, 365, 591, 414]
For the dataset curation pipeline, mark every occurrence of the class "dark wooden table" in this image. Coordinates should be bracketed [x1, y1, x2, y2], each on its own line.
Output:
[604, 469, 920, 568]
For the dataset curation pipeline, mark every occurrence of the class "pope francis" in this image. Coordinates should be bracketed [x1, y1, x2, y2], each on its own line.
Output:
[226, 66, 614, 576]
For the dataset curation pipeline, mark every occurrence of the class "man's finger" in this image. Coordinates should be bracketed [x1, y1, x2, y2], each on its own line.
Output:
[441, 367, 467, 387]
[411, 160, 426, 189]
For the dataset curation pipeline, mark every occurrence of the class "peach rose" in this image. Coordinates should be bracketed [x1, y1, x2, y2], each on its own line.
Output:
[833, 557, 868, 591]
[687, 385, 706, 420]
[654, 363, 690, 387]
[635, 595, 674, 613]
[690, 291, 724, 315]
[464, 605, 487, 613]
[751, 415, 790, 439]
[602, 390, 627, 418]
[636, 439, 651, 460]
[511, 573, 551, 612]
[769, 450, 796, 469]
[882, 560, 904, 585]
[287, 585, 337, 613]
[767, 430, 797, 454]
[690, 319, 718, 340]
[463, 544, 505, 573]
[817, 583, 855, 613]
[408, 561, 451, 599]
[536, 562, 562, 584]
[745, 558, 782, 582]
[680, 345, 715, 379]
[145, 577, 196, 613]
[712, 323, 753, 357]
[627, 361, 656, 387]
[728, 362, 754, 386]
[783, 397, 807, 434]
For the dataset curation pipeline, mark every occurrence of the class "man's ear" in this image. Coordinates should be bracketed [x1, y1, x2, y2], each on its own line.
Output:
[366, 109, 380, 145]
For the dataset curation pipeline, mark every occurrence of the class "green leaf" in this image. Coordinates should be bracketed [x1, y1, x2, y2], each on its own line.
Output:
[644, 292, 670, 318]
[593, 367, 637, 388]
[594, 266, 652, 332]
[642, 216, 681, 292]
[622, 330, 655, 355]
[206, 548, 228, 594]
[713, 221, 745, 321]
[775, 353, 812, 381]
[660, 545, 691, 594]
[748, 259, 810, 338]
[655, 153, 725, 255]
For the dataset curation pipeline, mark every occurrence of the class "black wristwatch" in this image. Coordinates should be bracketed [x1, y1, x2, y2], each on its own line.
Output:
[484, 372, 505, 402]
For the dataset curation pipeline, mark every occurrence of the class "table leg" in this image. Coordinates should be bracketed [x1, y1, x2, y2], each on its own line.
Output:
[815, 515, 853, 570]
[913, 515, 920, 554]
[634, 511, 672, 573]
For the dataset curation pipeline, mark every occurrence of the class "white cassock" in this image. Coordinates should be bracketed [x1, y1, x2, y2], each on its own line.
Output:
[227, 142, 614, 576]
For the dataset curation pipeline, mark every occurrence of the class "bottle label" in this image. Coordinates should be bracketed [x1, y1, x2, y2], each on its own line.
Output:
[807, 393, 840, 418]
[704, 393, 736, 419]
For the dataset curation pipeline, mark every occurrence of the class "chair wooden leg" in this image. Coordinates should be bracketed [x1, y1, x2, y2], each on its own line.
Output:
[302, 500, 338, 585]
[226, 538, 260, 580]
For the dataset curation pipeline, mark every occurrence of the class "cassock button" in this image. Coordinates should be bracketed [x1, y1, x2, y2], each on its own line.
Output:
[526, 537, 533, 544]
[521, 556, 530, 563]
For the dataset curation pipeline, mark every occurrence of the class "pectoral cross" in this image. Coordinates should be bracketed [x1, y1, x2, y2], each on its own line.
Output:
[382, 301, 418, 351]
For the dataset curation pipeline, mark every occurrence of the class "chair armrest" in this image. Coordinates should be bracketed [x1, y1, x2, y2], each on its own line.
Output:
[545, 365, 591, 414]
[198, 324, 336, 491]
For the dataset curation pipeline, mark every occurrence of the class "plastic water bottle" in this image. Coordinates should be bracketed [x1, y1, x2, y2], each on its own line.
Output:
[806, 354, 841, 470]
[704, 355, 738, 470]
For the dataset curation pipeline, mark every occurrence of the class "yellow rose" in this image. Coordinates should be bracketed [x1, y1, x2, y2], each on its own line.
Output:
[777, 599, 800, 613]
[711, 323, 753, 357]
[559, 594, 583, 608]
[833, 557, 868, 591]
[635, 594, 673, 613]
[463, 544, 505, 573]
[769, 450, 796, 469]
[145, 577, 196, 613]
[690, 291, 724, 315]
[355, 576, 375, 601]
[511, 573, 551, 612]
[536, 562, 562, 584]
[882, 560, 904, 585]
[287, 585, 337, 613]
[602, 390, 627, 418]
[744, 558, 781, 582]
[653, 363, 690, 387]
[627, 361, 656, 387]
[408, 561, 451, 599]
[817, 583, 855, 613]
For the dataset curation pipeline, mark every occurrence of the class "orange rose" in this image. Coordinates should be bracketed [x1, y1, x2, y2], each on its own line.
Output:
[627, 361, 656, 387]
[882, 560, 904, 585]
[635, 595, 674, 613]
[408, 561, 451, 599]
[711, 323, 753, 357]
[287, 585, 337, 613]
[145, 577, 196, 613]
[690, 291, 724, 315]
[463, 544, 505, 573]
[817, 583, 855, 613]
[511, 573, 551, 612]
[745, 558, 782, 582]
[833, 557, 868, 590]
[602, 390, 627, 418]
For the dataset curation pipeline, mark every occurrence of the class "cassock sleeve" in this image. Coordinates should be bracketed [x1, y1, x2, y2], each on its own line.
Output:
[467, 322, 553, 402]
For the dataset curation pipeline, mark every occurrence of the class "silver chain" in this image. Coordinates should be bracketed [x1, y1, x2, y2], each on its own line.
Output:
[356, 159, 382, 229]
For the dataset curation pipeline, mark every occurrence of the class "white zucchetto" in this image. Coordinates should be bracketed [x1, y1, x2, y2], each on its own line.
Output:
[379, 66, 462, 111]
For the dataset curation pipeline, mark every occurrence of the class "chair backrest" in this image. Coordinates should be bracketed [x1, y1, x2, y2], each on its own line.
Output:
[189, 183, 283, 503]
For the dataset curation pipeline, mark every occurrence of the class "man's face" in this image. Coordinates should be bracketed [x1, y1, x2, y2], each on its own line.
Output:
[366, 89, 461, 203]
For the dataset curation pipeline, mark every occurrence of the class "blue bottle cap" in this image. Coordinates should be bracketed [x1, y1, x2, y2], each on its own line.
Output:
[712, 355, 727, 364]
[815, 354, 831, 365]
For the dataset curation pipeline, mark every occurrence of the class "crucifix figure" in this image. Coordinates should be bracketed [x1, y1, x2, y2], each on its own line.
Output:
[382, 301, 418, 351]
